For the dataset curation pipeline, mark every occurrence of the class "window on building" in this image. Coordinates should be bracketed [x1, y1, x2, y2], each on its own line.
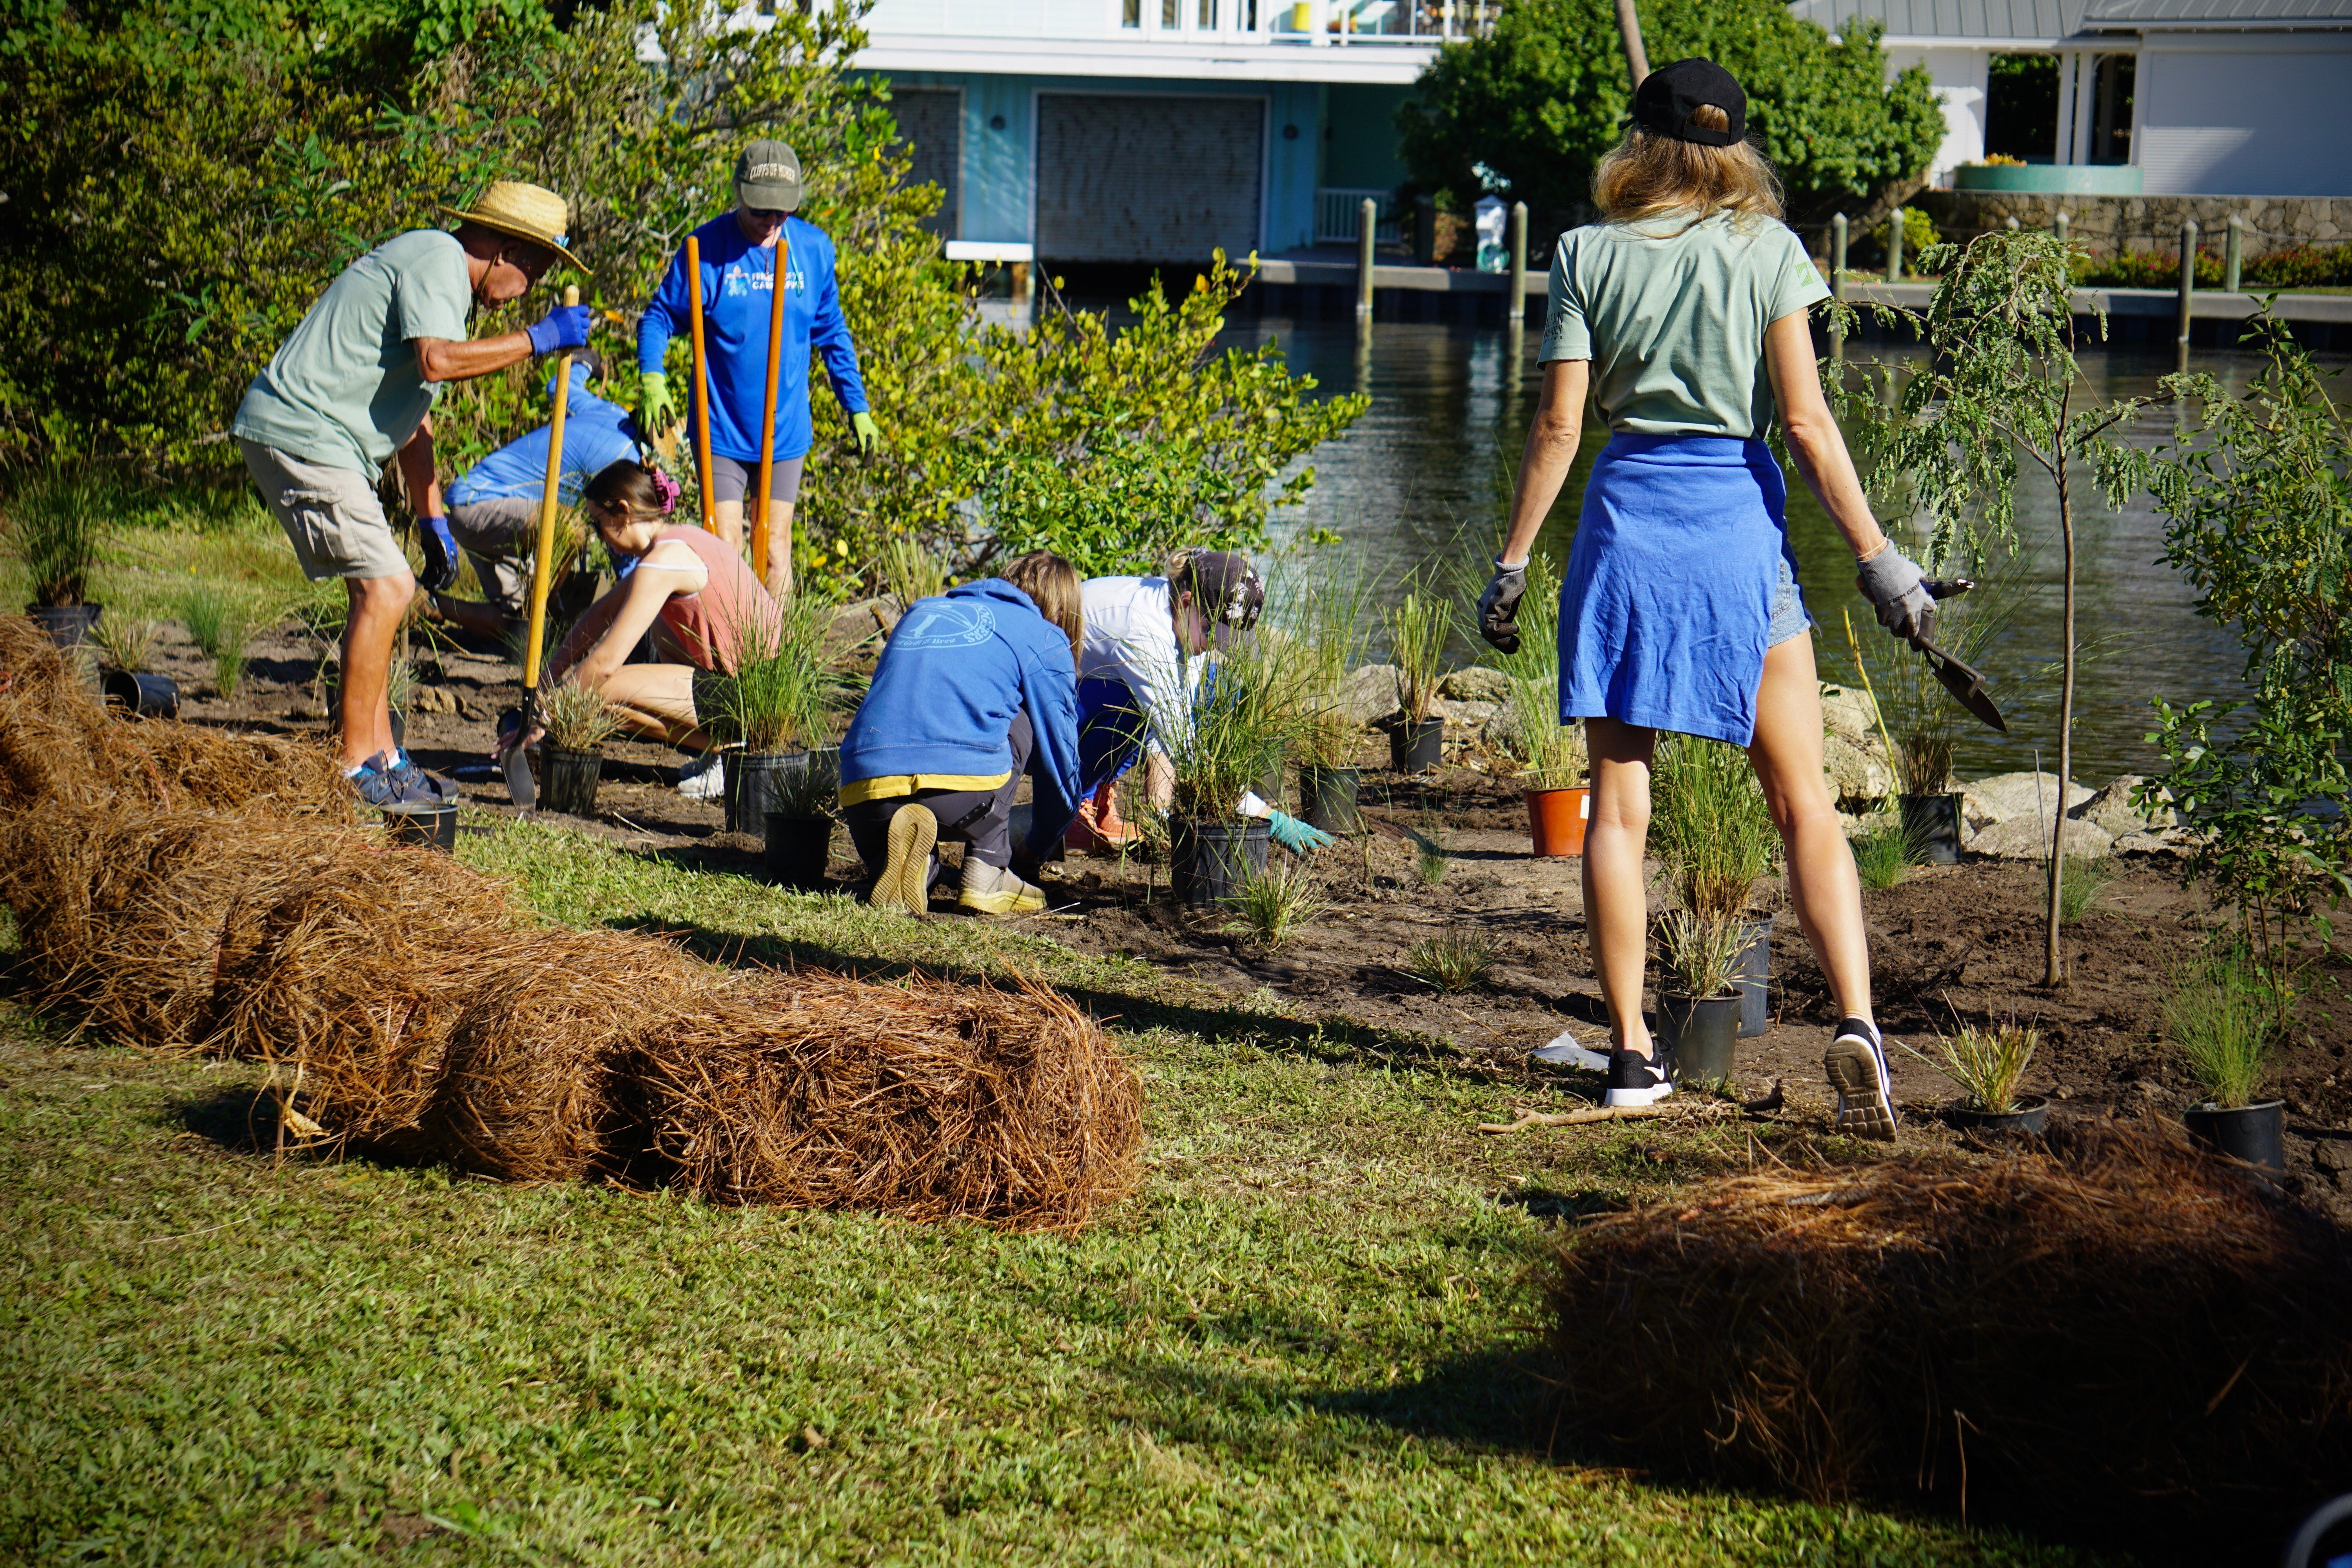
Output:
[1162, 0, 1179, 25]
[1984, 53, 2060, 162]
[1199, 0, 1215, 25]
[2091, 54, 2135, 164]
[1122, 0, 1141, 24]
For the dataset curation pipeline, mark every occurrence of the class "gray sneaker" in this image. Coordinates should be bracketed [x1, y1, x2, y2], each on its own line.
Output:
[677, 750, 727, 800]
[347, 752, 441, 809]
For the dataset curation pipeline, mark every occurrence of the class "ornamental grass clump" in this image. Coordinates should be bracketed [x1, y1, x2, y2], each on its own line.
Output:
[1272, 553, 1378, 771]
[1162, 635, 1299, 823]
[2167, 956, 2273, 1109]
[179, 584, 262, 697]
[1544, 1123, 2352, 1551]
[540, 678, 623, 753]
[1657, 910, 1743, 1000]
[1383, 588, 1450, 729]
[3, 460, 110, 608]
[1927, 1021, 2038, 1114]
[1650, 735, 1775, 919]
[1405, 932, 1494, 993]
[1488, 554, 1583, 788]
[88, 613, 158, 672]
[712, 594, 843, 754]
[1220, 859, 1327, 949]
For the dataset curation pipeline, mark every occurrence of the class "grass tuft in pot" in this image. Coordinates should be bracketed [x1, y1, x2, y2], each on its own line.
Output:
[89, 614, 158, 673]
[2166, 956, 2273, 1109]
[710, 595, 847, 755]
[1272, 553, 1379, 772]
[1163, 635, 1300, 824]
[877, 535, 948, 612]
[1220, 860, 1327, 949]
[4, 460, 112, 608]
[541, 678, 623, 753]
[1405, 932, 1494, 993]
[1658, 910, 1744, 1000]
[1652, 736, 1776, 920]
[1921, 1022, 2038, 1115]
[1383, 588, 1451, 733]
[1485, 555, 1585, 789]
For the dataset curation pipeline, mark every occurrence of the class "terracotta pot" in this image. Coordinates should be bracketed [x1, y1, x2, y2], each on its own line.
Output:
[1523, 786, 1589, 857]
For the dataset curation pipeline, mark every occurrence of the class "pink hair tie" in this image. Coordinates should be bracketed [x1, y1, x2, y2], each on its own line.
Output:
[649, 467, 681, 515]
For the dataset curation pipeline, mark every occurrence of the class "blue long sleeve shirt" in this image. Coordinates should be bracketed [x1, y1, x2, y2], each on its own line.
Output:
[838, 579, 1083, 863]
[445, 363, 641, 508]
[637, 214, 868, 465]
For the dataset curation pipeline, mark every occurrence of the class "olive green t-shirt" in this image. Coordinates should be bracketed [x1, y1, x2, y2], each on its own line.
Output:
[1540, 211, 1829, 440]
[232, 229, 475, 481]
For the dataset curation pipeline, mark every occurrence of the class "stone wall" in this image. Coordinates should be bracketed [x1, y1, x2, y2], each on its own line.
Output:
[1913, 191, 2348, 262]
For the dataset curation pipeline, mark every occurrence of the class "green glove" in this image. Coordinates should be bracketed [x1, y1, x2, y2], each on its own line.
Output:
[851, 410, 881, 457]
[639, 371, 676, 438]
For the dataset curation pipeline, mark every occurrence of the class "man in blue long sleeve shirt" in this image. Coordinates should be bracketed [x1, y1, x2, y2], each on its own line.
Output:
[428, 352, 641, 638]
[637, 140, 877, 599]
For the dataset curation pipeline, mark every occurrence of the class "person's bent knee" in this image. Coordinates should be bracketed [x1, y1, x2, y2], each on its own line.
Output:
[349, 568, 417, 604]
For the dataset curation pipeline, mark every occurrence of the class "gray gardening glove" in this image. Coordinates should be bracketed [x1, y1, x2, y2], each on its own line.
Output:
[1476, 557, 1528, 655]
[1856, 543, 1935, 646]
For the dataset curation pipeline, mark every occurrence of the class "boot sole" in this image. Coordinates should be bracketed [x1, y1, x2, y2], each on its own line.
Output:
[1824, 1038, 1900, 1141]
[875, 804, 937, 917]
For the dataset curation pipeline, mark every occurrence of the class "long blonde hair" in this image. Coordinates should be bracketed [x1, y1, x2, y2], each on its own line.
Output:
[998, 549, 1083, 661]
[1593, 105, 1784, 227]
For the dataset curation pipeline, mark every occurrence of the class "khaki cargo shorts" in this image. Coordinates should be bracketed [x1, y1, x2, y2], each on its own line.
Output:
[238, 439, 412, 583]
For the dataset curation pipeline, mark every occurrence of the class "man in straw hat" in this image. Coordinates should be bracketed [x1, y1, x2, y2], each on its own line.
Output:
[636, 139, 878, 600]
[233, 180, 591, 808]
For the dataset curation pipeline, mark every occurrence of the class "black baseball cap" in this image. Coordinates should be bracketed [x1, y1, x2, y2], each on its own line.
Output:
[1633, 58, 1747, 147]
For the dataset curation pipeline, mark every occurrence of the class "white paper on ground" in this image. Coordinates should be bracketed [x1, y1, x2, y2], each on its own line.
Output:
[1530, 1029, 1610, 1071]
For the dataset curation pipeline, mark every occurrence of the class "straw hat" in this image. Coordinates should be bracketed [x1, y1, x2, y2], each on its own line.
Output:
[438, 181, 584, 269]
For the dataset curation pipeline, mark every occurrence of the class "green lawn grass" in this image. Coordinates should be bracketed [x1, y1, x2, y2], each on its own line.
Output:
[0, 822, 2113, 1565]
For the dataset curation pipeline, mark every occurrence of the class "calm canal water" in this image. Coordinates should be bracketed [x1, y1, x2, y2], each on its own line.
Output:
[1213, 313, 2321, 785]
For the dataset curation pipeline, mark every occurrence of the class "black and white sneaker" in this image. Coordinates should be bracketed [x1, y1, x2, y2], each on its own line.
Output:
[1603, 1047, 1675, 1109]
[1824, 1016, 1899, 1141]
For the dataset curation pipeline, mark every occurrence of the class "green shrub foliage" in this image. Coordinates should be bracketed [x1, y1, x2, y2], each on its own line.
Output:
[1396, 0, 1945, 236]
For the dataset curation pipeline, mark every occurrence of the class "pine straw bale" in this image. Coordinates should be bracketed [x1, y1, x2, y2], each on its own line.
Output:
[409, 929, 706, 1182]
[639, 968, 1144, 1232]
[0, 614, 348, 819]
[1545, 1123, 2352, 1541]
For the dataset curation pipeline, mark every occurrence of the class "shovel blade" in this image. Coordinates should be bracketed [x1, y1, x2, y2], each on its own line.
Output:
[1919, 641, 2008, 733]
[504, 688, 539, 810]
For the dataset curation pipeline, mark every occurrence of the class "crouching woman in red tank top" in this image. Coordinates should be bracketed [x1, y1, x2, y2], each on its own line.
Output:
[527, 458, 779, 752]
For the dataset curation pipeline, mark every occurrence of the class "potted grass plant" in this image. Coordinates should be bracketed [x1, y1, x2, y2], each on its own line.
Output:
[2168, 957, 2283, 1174]
[1163, 639, 1295, 906]
[538, 678, 621, 817]
[1651, 735, 1780, 1037]
[1281, 555, 1378, 835]
[5, 461, 109, 649]
[1655, 910, 1744, 1083]
[762, 744, 840, 892]
[1919, 1022, 2047, 1133]
[1384, 588, 1449, 774]
[712, 595, 842, 835]
[1485, 555, 1588, 855]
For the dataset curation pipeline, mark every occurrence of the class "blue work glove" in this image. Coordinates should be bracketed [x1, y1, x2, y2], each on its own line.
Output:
[524, 303, 592, 357]
[418, 513, 461, 593]
[1476, 556, 1528, 654]
[1267, 808, 1334, 854]
[1856, 542, 1935, 646]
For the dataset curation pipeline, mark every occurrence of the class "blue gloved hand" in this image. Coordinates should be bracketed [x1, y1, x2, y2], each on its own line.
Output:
[524, 303, 592, 357]
[418, 513, 461, 592]
[1266, 808, 1334, 854]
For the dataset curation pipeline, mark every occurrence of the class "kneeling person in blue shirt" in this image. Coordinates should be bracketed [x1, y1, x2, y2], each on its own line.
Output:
[838, 552, 1084, 918]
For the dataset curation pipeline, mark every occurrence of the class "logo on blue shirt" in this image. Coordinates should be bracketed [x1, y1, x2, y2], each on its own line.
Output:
[894, 603, 996, 650]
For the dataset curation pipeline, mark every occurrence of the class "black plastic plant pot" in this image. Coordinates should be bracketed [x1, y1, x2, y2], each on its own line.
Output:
[27, 603, 101, 650]
[1391, 717, 1444, 774]
[541, 747, 603, 817]
[1298, 765, 1363, 836]
[2183, 1098, 2285, 1174]
[1945, 1094, 2051, 1135]
[1899, 791, 1964, 866]
[725, 749, 804, 833]
[382, 802, 457, 853]
[1172, 818, 1271, 906]
[1733, 915, 1774, 1038]
[1657, 993, 1740, 1083]
[101, 670, 179, 720]
[763, 813, 833, 891]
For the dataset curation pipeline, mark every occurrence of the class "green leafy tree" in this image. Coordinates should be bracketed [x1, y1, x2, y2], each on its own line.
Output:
[2141, 310, 2352, 1013]
[1831, 229, 2163, 985]
[1397, 0, 1945, 240]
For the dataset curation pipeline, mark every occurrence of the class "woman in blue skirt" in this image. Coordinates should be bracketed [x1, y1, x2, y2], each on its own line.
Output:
[1476, 58, 1936, 1134]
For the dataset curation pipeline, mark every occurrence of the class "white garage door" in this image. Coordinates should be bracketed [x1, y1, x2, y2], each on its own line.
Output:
[2136, 43, 2352, 196]
[1035, 94, 1264, 263]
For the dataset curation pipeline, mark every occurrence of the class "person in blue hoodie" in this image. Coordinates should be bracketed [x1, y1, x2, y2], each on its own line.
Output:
[636, 140, 878, 601]
[425, 351, 642, 639]
[837, 551, 1084, 918]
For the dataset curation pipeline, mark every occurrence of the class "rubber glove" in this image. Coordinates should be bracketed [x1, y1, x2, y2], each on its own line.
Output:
[851, 410, 881, 457]
[1855, 541, 1935, 645]
[639, 371, 676, 437]
[1266, 808, 1334, 854]
[524, 302, 592, 357]
[1476, 556, 1528, 654]
[417, 514, 461, 593]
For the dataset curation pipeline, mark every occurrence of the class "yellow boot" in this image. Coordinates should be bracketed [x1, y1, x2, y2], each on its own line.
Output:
[958, 857, 1045, 916]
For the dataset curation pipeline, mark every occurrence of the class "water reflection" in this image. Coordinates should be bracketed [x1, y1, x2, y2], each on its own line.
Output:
[1218, 314, 2312, 783]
